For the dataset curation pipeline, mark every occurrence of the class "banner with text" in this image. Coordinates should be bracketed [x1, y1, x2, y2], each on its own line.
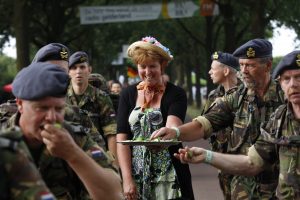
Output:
[80, 1, 217, 24]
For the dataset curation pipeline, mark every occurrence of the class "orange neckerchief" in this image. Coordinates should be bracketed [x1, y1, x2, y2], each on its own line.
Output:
[136, 81, 165, 111]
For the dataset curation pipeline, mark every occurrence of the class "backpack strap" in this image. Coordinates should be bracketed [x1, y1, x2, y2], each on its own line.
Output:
[274, 105, 287, 154]
[274, 105, 287, 138]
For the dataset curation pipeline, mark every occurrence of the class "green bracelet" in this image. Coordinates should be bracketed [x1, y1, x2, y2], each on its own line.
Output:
[205, 150, 213, 164]
[170, 127, 180, 139]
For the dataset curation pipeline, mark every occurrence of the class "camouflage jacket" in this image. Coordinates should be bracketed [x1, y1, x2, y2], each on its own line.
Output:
[64, 104, 106, 149]
[202, 85, 226, 113]
[203, 80, 284, 198]
[204, 80, 284, 154]
[254, 104, 300, 199]
[0, 99, 106, 149]
[202, 85, 239, 153]
[3, 113, 118, 200]
[0, 129, 56, 200]
[67, 84, 117, 139]
[88, 73, 109, 94]
[0, 99, 18, 128]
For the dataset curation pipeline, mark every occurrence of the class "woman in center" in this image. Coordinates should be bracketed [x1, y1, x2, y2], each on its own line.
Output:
[117, 36, 194, 200]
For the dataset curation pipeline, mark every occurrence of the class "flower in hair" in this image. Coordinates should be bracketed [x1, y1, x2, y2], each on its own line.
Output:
[142, 36, 173, 57]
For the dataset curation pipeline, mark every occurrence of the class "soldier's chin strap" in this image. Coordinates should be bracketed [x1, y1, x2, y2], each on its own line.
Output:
[0, 138, 18, 151]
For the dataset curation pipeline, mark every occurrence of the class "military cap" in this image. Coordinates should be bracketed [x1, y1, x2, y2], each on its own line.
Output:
[69, 51, 89, 67]
[233, 38, 272, 59]
[272, 50, 300, 79]
[211, 51, 239, 70]
[12, 62, 69, 100]
[32, 43, 70, 63]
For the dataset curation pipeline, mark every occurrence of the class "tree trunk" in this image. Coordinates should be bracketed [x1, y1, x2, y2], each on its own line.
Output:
[13, 0, 30, 71]
[221, 3, 237, 52]
[186, 66, 193, 105]
[250, 0, 267, 38]
[205, 16, 214, 99]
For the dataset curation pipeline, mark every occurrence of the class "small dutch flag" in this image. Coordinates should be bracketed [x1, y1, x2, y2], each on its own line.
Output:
[40, 192, 55, 200]
[91, 150, 103, 158]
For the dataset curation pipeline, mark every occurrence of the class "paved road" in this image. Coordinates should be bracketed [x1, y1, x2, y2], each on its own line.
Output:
[184, 116, 223, 199]
[184, 140, 223, 200]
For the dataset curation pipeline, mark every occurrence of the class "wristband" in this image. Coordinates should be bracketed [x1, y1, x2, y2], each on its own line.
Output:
[170, 127, 180, 139]
[205, 150, 213, 164]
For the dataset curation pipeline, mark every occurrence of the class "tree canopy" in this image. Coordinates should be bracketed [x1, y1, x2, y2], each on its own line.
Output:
[0, 0, 299, 106]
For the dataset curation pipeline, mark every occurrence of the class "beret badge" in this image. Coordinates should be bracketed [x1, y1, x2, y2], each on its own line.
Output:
[80, 56, 87, 62]
[297, 54, 300, 67]
[246, 47, 255, 58]
[60, 48, 68, 60]
[212, 52, 219, 60]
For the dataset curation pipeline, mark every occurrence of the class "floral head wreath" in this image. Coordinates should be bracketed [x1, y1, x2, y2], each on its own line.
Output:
[127, 36, 173, 62]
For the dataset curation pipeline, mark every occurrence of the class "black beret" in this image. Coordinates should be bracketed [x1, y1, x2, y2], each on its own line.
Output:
[69, 51, 89, 67]
[211, 51, 239, 70]
[32, 43, 70, 63]
[272, 50, 300, 79]
[233, 39, 272, 59]
[12, 62, 69, 100]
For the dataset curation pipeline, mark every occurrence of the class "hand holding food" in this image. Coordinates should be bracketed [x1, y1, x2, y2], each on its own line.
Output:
[174, 147, 208, 164]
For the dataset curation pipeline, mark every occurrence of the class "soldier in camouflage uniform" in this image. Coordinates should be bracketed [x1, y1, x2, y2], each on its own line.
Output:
[0, 99, 106, 149]
[89, 75, 121, 114]
[3, 62, 122, 199]
[33, 43, 106, 148]
[0, 43, 106, 149]
[152, 39, 285, 199]
[174, 50, 300, 200]
[201, 51, 240, 199]
[0, 42, 70, 126]
[0, 131, 56, 200]
[67, 51, 118, 164]
[89, 73, 110, 94]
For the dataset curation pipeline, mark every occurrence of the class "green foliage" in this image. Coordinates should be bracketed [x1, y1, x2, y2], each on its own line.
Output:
[0, 0, 299, 104]
[0, 55, 17, 85]
[0, 0, 13, 48]
[0, 55, 16, 103]
[271, 0, 300, 36]
[272, 56, 283, 70]
[187, 104, 202, 119]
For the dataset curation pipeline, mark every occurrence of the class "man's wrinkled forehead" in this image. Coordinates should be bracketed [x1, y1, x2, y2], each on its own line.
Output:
[20, 96, 66, 107]
[280, 69, 300, 78]
[239, 58, 262, 65]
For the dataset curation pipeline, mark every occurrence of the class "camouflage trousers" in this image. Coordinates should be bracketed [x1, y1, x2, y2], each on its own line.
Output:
[218, 172, 232, 200]
[230, 176, 277, 200]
